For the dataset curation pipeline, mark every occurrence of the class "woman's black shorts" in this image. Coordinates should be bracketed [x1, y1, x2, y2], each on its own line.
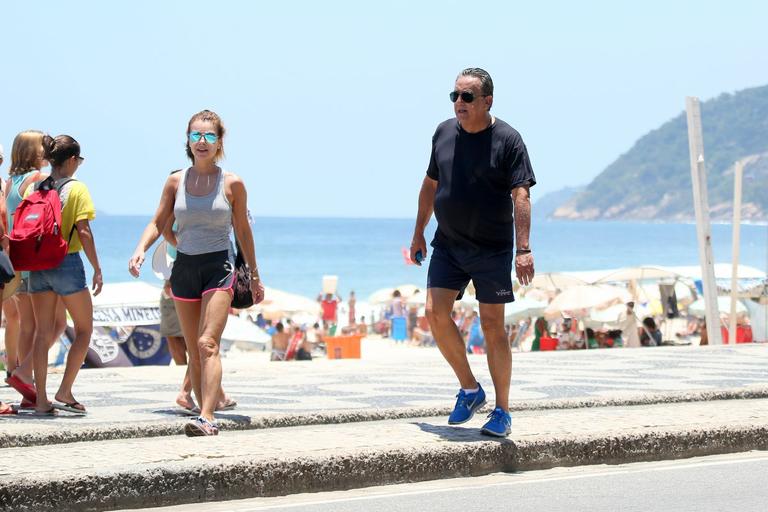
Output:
[170, 250, 234, 302]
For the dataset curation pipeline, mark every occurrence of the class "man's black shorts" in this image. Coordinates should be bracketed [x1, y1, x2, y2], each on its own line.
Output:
[427, 245, 515, 304]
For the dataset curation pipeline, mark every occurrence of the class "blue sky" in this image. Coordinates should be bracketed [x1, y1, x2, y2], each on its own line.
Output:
[2, 1, 767, 218]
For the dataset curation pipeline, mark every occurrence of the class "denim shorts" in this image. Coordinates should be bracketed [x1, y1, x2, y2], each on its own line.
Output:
[29, 252, 87, 296]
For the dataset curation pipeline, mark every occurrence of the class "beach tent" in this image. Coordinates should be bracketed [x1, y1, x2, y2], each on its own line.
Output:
[91, 281, 163, 327]
[87, 282, 166, 367]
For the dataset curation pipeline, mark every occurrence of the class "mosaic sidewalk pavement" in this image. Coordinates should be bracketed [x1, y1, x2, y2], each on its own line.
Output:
[1, 340, 766, 437]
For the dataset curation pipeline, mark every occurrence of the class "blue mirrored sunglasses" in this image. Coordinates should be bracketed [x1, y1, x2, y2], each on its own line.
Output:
[189, 131, 218, 143]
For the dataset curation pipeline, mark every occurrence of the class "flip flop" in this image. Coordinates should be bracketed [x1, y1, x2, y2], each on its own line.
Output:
[32, 407, 57, 417]
[5, 374, 37, 403]
[216, 398, 237, 411]
[178, 405, 200, 416]
[53, 401, 87, 415]
[19, 398, 35, 410]
[0, 403, 17, 415]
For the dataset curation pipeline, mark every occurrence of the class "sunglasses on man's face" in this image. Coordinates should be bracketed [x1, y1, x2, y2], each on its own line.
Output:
[189, 131, 218, 144]
[449, 90, 485, 103]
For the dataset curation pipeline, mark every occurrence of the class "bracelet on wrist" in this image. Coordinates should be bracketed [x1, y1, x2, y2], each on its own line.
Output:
[516, 249, 532, 254]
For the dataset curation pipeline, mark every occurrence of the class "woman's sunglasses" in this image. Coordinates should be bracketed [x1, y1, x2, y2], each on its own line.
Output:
[189, 131, 218, 143]
[449, 91, 486, 103]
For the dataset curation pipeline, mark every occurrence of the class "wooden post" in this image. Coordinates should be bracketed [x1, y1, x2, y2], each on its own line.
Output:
[729, 159, 744, 344]
[685, 97, 723, 345]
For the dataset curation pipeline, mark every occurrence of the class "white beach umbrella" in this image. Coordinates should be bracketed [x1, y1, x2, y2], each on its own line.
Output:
[687, 297, 748, 318]
[252, 287, 320, 316]
[368, 287, 395, 305]
[222, 314, 270, 344]
[530, 272, 591, 290]
[593, 266, 682, 283]
[407, 289, 428, 306]
[504, 297, 548, 323]
[545, 285, 632, 319]
[394, 283, 421, 298]
[458, 293, 479, 309]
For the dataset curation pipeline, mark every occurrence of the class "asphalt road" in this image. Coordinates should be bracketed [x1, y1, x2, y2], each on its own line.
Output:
[129, 451, 768, 512]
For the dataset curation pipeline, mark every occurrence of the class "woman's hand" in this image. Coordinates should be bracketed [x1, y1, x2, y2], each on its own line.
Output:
[250, 277, 265, 305]
[128, 251, 145, 277]
[92, 269, 103, 296]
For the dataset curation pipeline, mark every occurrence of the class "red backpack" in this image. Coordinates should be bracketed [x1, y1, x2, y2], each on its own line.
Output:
[9, 177, 76, 271]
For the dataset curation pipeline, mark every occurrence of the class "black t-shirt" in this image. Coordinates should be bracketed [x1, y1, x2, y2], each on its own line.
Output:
[426, 118, 535, 253]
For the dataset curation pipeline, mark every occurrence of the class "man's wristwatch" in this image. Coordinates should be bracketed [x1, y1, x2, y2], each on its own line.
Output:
[516, 248, 532, 255]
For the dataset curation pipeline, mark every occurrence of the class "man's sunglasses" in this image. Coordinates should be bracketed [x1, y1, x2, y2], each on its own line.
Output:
[448, 91, 485, 103]
[449, 90, 486, 103]
[189, 131, 219, 143]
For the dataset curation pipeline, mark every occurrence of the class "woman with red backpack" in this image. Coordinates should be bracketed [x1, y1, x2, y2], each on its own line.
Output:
[27, 134, 102, 415]
[2, 130, 68, 410]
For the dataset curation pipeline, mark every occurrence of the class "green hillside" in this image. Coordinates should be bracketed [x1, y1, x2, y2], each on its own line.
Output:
[553, 85, 768, 221]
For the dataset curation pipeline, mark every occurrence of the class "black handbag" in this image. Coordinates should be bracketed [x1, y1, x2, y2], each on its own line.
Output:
[0, 249, 15, 284]
[231, 242, 254, 309]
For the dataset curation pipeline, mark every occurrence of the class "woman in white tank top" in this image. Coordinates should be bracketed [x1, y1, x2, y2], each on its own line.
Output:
[129, 110, 264, 436]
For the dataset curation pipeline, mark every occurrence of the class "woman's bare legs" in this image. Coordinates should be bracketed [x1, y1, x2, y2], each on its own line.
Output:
[54, 290, 93, 405]
[174, 292, 230, 422]
[13, 296, 66, 385]
[30, 291, 58, 412]
[174, 301, 203, 408]
[2, 299, 20, 376]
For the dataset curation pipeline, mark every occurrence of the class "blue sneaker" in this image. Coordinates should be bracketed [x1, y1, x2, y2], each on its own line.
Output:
[448, 384, 486, 425]
[481, 407, 511, 437]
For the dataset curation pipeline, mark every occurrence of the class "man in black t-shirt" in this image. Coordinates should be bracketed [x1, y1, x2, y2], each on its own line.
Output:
[410, 68, 536, 437]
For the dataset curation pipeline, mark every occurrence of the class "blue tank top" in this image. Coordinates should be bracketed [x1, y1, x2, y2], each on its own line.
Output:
[6, 171, 40, 231]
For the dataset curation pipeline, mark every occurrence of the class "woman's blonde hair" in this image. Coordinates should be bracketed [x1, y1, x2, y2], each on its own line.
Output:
[9, 130, 45, 176]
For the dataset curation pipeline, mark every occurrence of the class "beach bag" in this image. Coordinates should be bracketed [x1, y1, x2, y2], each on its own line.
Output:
[231, 241, 254, 309]
[9, 177, 75, 271]
[0, 250, 15, 284]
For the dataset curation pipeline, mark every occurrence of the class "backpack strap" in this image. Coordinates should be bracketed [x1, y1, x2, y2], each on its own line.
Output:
[55, 178, 76, 196]
[54, 178, 78, 243]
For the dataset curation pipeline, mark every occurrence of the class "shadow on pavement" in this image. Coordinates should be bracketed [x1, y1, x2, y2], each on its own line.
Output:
[413, 421, 513, 444]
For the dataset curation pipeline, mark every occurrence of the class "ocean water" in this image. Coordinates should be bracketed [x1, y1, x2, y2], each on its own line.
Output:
[92, 216, 768, 300]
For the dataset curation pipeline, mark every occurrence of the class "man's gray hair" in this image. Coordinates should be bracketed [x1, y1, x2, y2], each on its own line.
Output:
[458, 68, 494, 97]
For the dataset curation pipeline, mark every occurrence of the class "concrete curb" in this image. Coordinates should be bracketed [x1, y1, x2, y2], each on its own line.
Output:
[2, 424, 767, 511]
[3, 386, 768, 448]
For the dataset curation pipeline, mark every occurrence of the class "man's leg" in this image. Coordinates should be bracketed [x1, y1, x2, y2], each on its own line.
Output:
[478, 303, 510, 411]
[426, 288, 477, 389]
